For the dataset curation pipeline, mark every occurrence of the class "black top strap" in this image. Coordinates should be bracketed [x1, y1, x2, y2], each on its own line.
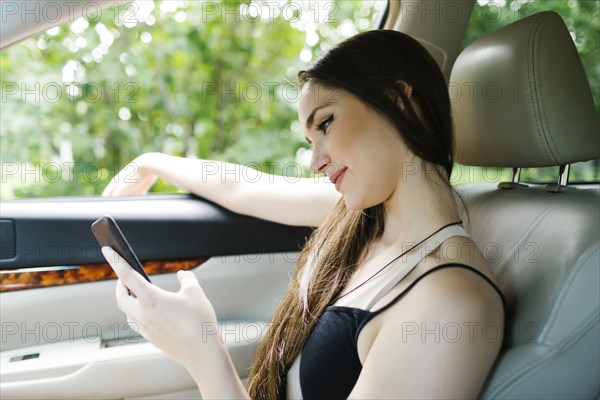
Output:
[370, 263, 506, 318]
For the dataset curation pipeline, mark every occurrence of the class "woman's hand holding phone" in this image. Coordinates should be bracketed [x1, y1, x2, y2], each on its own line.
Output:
[93, 215, 246, 396]
[101, 246, 222, 372]
[91, 214, 219, 373]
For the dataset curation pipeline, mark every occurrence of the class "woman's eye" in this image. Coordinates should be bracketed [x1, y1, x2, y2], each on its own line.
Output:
[317, 115, 334, 134]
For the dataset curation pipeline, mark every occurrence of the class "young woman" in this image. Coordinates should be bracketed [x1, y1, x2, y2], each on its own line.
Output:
[102, 30, 505, 399]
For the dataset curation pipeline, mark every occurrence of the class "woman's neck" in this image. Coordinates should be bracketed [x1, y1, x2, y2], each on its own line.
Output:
[379, 162, 460, 249]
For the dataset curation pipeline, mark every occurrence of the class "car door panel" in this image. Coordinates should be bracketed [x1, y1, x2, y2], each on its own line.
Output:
[0, 253, 295, 399]
[1, 253, 296, 399]
[0, 194, 312, 269]
[0, 195, 308, 398]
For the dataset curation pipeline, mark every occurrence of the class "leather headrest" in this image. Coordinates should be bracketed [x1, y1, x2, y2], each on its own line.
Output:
[451, 12, 599, 167]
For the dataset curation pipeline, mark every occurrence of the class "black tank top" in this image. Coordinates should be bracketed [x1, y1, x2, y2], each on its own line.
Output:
[298, 263, 505, 399]
[285, 224, 505, 399]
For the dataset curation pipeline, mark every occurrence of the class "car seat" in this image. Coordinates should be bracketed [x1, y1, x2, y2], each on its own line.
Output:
[450, 11, 600, 399]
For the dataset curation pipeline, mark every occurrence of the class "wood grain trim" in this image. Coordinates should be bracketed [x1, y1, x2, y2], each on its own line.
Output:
[0, 258, 207, 292]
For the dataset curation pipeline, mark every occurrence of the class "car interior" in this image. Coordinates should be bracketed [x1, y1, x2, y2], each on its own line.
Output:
[1, 1, 599, 399]
[452, 11, 599, 398]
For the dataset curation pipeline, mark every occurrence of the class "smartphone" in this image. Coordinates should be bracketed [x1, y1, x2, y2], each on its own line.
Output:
[91, 215, 152, 283]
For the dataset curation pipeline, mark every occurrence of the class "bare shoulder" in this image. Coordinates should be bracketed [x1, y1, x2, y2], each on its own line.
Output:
[376, 256, 505, 338]
[369, 235, 503, 317]
[396, 234, 505, 325]
[350, 237, 505, 399]
[402, 264, 504, 321]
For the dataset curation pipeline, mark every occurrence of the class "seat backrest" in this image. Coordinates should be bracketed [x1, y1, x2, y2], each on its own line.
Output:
[450, 11, 600, 399]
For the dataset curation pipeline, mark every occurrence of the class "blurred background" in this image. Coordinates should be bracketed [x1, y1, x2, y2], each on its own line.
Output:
[1, 0, 598, 199]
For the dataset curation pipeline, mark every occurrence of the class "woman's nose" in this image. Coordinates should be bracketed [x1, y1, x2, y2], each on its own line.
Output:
[310, 151, 330, 174]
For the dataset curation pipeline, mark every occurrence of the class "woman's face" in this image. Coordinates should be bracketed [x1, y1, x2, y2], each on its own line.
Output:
[298, 82, 412, 211]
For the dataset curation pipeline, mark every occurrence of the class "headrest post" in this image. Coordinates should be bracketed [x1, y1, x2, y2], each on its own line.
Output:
[498, 168, 528, 190]
[512, 168, 521, 183]
[546, 164, 571, 193]
[559, 164, 571, 186]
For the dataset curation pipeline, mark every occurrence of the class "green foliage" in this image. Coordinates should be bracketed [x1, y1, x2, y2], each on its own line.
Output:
[1, 0, 597, 199]
[1, 0, 383, 199]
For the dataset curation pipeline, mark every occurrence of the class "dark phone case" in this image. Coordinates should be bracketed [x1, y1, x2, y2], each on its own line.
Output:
[91, 215, 152, 283]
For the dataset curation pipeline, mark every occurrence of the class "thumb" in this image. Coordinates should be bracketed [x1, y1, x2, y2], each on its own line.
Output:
[177, 270, 201, 291]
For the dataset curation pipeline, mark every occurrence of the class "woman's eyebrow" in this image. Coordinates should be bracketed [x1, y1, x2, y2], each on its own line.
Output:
[305, 105, 329, 129]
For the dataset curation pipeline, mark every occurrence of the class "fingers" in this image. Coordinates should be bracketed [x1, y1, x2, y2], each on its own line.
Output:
[115, 279, 147, 329]
[101, 159, 157, 197]
[116, 280, 150, 342]
[102, 172, 130, 197]
[115, 279, 137, 310]
[102, 168, 129, 196]
[176, 270, 201, 292]
[102, 246, 153, 298]
[116, 278, 130, 298]
[101, 164, 137, 197]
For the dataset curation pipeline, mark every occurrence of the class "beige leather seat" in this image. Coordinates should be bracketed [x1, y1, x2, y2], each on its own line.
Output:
[450, 11, 600, 399]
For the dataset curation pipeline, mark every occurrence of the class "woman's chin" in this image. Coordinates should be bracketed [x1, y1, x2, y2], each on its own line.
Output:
[343, 196, 375, 212]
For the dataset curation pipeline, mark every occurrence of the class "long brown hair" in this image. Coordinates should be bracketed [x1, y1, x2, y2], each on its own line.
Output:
[246, 29, 454, 399]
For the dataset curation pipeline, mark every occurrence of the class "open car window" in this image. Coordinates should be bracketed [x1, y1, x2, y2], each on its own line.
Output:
[1, 0, 387, 200]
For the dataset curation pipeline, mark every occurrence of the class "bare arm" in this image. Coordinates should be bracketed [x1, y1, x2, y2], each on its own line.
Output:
[103, 152, 341, 227]
[349, 267, 504, 399]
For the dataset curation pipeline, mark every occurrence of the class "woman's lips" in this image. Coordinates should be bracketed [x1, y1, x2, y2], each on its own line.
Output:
[329, 167, 348, 191]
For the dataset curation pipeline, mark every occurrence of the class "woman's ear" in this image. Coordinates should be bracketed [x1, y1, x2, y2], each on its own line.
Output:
[386, 80, 413, 111]
[396, 80, 413, 100]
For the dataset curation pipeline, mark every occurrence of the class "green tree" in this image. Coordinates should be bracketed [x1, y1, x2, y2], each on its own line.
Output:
[1, 0, 384, 199]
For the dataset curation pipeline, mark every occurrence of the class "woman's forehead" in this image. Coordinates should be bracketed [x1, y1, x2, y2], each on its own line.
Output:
[298, 82, 344, 116]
